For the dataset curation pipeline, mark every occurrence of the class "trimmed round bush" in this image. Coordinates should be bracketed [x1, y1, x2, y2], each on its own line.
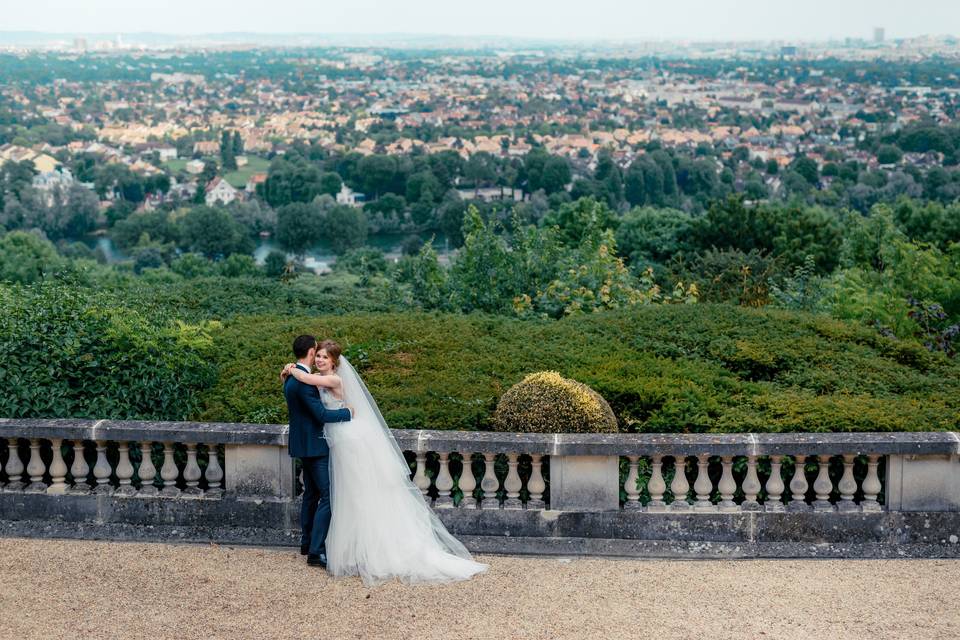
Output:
[493, 371, 618, 433]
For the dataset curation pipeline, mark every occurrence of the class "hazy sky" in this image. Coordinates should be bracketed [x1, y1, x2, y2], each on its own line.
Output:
[3, 0, 959, 41]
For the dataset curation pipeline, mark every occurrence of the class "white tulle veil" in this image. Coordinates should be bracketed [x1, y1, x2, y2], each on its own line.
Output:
[335, 356, 476, 562]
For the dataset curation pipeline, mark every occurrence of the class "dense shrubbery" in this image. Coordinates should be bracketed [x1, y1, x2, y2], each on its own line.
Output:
[0, 283, 217, 419]
[197, 305, 960, 433]
[493, 372, 618, 434]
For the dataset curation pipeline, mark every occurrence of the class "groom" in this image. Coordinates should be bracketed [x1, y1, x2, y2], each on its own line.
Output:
[284, 334, 352, 568]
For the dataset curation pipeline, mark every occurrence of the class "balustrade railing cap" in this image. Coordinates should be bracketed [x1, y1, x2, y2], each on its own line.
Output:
[0, 418, 287, 446]
[0, 419, 957, 456]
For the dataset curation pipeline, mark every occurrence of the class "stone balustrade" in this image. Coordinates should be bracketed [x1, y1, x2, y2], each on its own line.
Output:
[1, 419, 959, 558]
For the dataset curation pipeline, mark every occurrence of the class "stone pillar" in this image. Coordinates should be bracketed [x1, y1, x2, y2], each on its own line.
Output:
[549, 455, 619, 512]
[885, 454, 960, 512]
[224, 444, 295, 498]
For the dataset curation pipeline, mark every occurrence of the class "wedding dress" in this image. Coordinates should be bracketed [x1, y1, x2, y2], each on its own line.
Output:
[320, 357, 488, 586]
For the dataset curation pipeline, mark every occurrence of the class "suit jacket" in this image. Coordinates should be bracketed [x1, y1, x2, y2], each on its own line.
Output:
[284, 364, 352, 458]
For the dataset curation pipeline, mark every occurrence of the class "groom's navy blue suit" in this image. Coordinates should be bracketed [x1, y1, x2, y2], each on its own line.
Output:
[284, 363, 352, 557]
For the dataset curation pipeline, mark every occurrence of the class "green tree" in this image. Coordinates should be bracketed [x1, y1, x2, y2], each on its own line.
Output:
[112, 210, 179, 249]
[0, 231, 62, 284]
[447, 206, 520, 314]
[232, 130, 244, 157]
[877, 144, 903, 165]
[790, 156, 819, 186]
[260, 156, 323, 207]
[616, 206, 693, 267]
[323, 205, 368, 254]
[540, 156, 572, 194]
[275, 201, 323, 255]
[171, 253, 216, 278]
[263, 250, 290, 279]
[219, 254, 260, 277]
[319, 172, 342, 197]
[543, 197, 617, 245]
[179, 206, 253, 259]
[221, 130, 237, 171]
[693, 196, 776, 255]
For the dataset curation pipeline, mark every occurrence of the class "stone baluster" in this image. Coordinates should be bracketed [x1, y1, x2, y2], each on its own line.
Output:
[413, 452, 431, 504]
[861, 454, 883, 512]
[92, 441, 113, 494]
[159, 442, 180, 497]
[741, 455, 762, 511]
[47, 438, 68, 495]
[111, 443, 135, 496]
[693, 454, 715, 511]
[434, 452, 454, 508]
[837, 454, 859, 512]
[183, 443, 203, 496]
[527, 454, 546, 510]
[479, 453, 501, 510]
[25, 439, 47, 493]
[717, 456, 737, 512]
[669, 455, 690, 511]
[204, 444, 224, 496]
[623, 456, 641, 510]
[137, 441, 159, 496]
[787, 455, 810, 512]
[764, 455, 785, 512]
[647, 455, 667, 512]
[457, 452, 478, 509]
[68, 440, 90, 495]
[812, 455, 835, 512]
[503, 453, 523, 510]
[4, 438, 25, 492]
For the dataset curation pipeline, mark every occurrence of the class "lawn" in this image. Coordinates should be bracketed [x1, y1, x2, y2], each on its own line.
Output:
[224, 156, 271, 188]
[162, 158, 189, 173]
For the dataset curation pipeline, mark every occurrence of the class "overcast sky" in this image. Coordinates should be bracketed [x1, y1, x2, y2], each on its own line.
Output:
[3, 0, 959, 41]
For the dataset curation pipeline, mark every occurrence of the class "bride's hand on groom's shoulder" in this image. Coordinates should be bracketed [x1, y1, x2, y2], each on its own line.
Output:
[280, 362, 295, 382]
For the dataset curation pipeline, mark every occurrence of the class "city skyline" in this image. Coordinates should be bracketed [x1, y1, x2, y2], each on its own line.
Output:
[2, 0, 959, 43]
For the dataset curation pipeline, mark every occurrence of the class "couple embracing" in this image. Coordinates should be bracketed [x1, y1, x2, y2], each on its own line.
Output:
[281, 335, 487, 586]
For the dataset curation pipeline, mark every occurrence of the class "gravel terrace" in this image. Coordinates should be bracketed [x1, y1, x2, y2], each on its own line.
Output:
[0, 537, 957, 640]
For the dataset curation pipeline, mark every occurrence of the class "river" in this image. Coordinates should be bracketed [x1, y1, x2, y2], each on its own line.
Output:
[88, 233, 454, 271]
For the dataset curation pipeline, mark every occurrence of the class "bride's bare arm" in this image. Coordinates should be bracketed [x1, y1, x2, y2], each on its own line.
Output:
[288, 367, 341, 389]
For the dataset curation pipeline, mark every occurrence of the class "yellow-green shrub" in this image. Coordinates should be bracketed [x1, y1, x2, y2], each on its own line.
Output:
[492, 371, 618, 433]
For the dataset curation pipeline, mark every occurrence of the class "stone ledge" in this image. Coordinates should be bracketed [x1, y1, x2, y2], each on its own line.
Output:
[1, 419, 957, 456]
[0, 418, 288, 446]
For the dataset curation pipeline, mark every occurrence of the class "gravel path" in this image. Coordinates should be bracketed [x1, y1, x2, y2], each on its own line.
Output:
[0, 537, 957, 639]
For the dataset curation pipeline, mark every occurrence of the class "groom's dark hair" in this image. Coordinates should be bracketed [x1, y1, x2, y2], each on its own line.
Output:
[293, 334, 317, 359]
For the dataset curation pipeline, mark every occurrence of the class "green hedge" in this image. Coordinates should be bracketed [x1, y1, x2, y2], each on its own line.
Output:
[92, 273, 401, 321]
[198, 305, 960, 432]
[0, 283, 217, 420]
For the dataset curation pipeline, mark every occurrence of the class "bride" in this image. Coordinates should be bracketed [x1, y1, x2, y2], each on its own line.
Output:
[281, 340, 488, 586]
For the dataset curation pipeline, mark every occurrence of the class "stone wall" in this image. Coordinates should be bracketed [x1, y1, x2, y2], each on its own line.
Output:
[1, 418, 959, 558]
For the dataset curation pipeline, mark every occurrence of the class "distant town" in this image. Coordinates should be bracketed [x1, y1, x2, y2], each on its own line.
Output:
[0, 34, 958, 266]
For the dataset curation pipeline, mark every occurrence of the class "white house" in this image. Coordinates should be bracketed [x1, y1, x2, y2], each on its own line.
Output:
[185, 159, 205, 175]
[157, 147, 178, 161]
[336, 183, 365, 207]
[204, 177, 240, 206]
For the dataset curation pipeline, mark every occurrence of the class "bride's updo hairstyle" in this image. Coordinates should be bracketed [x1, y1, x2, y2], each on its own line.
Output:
[319, 339, 343, 370]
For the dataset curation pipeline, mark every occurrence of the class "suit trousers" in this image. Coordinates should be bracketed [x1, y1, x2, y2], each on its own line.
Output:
[299, 455, 331, 556]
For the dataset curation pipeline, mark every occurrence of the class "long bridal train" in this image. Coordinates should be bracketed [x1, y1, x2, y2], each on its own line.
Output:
[322, 358, 488, 586]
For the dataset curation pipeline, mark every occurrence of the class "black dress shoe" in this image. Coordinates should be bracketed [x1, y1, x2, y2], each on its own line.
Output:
[307, 554, 327, 568]
[300, 544, 309, 556]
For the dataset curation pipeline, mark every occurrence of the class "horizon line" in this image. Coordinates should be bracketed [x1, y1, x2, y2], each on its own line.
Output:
[0, 30, 957, 45]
